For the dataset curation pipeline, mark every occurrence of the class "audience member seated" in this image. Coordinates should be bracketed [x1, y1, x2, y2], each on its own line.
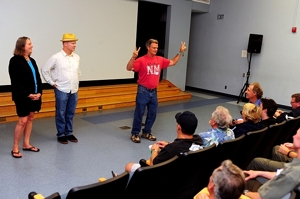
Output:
[259, 98, 278, 128]
[194, 159, 247, 199]
[275, 93, 300, 123]
[246, 142, 298, 172]
[125, 111, 203, 173]
[232, 103, 262, 138]
[243, 128, 300, 199]
[199, 106, 235, 147]
[245, 82, 263, 106]
[273, 142, 297, 162]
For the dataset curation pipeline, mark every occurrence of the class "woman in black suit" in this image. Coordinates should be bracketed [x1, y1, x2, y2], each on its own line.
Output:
[8, 37, 42, 158]
[233, 103, 263, 138]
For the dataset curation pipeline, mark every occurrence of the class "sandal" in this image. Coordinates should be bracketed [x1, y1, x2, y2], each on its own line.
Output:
[11, 151, 22, 158]
[131, 135, 141, 143]
[141, 133, 156, 141]
[22, 146, 40, 152]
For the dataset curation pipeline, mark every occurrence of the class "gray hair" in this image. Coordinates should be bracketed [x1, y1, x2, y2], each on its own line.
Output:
[212, 160, 245, 199]
[211, 106, 232, 129]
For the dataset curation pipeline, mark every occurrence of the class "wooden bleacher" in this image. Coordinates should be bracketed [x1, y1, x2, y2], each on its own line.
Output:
[0, 79, 192, 123]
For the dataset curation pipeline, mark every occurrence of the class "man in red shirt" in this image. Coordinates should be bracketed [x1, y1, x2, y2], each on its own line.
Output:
[126, 39, 186, 143]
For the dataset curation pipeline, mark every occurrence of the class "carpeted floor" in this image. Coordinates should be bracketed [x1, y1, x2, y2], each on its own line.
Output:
[0, 91, 247, 198]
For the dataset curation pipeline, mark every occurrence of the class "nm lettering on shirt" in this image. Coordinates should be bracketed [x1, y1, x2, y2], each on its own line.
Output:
[147, 63, 160, 75]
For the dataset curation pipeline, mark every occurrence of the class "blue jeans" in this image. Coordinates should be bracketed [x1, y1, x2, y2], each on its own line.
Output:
[54, 89, 78, 137]
[131, 85, 158, 135]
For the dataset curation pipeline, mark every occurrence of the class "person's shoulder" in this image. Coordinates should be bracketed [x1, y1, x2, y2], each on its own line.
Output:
[9, 56, 17, 66]
[136, 55, 147, 60]
[9, 55, 24, 64]
[156, 55, 168, 61]
[242, 121, 256, 126]
[9, 56, 16, 62]
[254, 98, 261, 106]
[290, 158, 300, 165]
[50, 51, 62, 58]
[10, 55, 21, 60]
[192, 134, 204, 145]
[292, 107, 300, 116]
[235, 122, 245, 128]
[199, 130, 214, 136]
[225, 128, 234, 137]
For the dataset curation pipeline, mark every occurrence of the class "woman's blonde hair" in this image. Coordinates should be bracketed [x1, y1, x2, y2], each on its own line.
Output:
[242, 103, 261, 123]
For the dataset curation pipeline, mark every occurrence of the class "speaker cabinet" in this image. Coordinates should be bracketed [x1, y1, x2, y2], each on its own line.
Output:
[247, 34, 263, 53]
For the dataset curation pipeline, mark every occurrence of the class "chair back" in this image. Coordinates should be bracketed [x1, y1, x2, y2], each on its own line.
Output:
[256, 121, 286, 159]
[216, 134, 245, 165]
[275, 116, 300, 145]
[66, 171, 129, 199]
[165, 144, 218, 199]
[235, 127, 268, 169]
[126, 144, 217, 199]
[125, 155, 178, 199]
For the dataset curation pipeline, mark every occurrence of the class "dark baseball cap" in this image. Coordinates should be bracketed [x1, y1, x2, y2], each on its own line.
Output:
[175, 111, 198, 135]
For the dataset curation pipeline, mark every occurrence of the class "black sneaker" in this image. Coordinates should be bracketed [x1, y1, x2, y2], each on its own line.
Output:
[66, 135, 78, 143]
[141, 133, 156, 141]
[131, 135, 141, 143]
[57, 136, 68, 144]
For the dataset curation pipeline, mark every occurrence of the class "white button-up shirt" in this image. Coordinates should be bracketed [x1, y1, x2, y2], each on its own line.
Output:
[42, 50, 81, 94]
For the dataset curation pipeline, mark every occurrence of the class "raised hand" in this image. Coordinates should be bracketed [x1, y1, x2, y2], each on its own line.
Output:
[179, 41, 187, 53]
[132, 47, 141, 59]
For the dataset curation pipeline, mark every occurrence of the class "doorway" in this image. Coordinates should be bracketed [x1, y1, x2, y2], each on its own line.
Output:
[134, 1, 168, 81]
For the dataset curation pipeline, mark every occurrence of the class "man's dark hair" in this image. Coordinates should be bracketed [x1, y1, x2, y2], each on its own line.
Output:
[261, 98, 278, 118]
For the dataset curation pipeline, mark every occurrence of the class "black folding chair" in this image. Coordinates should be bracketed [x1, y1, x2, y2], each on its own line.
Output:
[165, 144, 218, 199]
[256, 121, 286, 159]
[235, 127, 268, 169]
[66, 171, 129, 199]
[275, 116, 300, 145]
[125, 155, 178, 199]
[215, 135, 245, 165]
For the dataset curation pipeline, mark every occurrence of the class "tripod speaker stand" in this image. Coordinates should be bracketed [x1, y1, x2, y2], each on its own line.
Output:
[237, 52, 252, 103]
[237, 34, 263, 103]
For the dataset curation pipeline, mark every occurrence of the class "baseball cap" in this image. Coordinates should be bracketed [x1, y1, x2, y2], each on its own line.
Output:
[175, 111, 198, 135]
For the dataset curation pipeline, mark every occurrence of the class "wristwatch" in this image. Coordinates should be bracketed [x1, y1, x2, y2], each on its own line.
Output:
[177, 52, 184, 56]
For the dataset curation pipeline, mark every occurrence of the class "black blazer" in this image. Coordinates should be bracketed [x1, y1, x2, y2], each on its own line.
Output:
[8, 55, 42, 101]
[233, 121, 263, 138]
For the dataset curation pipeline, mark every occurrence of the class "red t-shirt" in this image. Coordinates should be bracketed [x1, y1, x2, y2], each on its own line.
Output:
[133, 55, 170, 89]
